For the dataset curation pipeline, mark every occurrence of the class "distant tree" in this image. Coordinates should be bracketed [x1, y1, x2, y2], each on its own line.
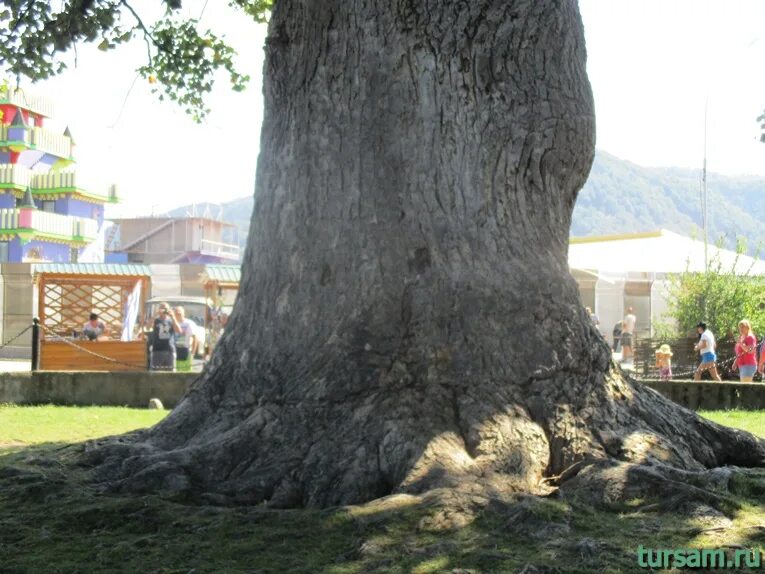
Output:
[5, 0, 765, 510]
[665, 240, 765, 339]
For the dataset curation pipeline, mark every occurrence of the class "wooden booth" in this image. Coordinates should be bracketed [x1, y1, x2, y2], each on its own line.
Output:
[35, 263, 151, 371]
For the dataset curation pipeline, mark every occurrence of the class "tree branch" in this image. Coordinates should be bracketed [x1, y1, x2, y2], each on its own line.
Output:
[119, 0, 159, 64]
[10, 0, 36, 33]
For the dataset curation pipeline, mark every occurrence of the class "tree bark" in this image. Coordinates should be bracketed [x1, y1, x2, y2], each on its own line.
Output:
[87, 0, 765, 508]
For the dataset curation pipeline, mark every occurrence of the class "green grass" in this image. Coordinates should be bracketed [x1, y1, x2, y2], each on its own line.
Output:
[699, 410, 765, 438]
[0, 407, 763, 572]
[0, 404, 167, 447]
[0, 406, 754, 447]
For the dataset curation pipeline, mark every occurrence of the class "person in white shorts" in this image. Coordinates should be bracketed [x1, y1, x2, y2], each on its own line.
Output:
[693, 321, 721, 381]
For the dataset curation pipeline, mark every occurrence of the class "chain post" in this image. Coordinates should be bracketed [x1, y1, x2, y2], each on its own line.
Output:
[31, 317, 40, 371]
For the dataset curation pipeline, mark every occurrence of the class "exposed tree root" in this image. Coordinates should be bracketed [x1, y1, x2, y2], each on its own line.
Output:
[77, 349, 765, 513]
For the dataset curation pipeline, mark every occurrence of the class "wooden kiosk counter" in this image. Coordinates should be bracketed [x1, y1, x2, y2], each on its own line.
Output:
[35, 263, 151, 372]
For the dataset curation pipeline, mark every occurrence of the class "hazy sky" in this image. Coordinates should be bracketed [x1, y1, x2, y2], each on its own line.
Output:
[580, 0, 765, 178]
[13, 1, 765, 216]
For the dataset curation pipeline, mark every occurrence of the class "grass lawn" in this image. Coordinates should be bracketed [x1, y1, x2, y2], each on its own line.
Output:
[699, 410, 765, 438]
[0, 404, 167, 449]
[0, 407, 763, 573]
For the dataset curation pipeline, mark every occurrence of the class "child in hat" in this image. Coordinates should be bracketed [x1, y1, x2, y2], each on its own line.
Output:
[655, 344, 673, 381]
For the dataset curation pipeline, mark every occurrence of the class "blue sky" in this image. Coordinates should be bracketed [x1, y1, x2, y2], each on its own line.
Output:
[13, 1, 765, 216]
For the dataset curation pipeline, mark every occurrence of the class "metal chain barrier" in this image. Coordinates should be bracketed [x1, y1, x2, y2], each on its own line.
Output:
[625, 350, 755, 383]
[0, 325, 32, 351]
[39, 323, 147, 371]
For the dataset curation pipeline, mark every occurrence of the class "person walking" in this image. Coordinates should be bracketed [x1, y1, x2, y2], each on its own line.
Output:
[734, 319, 757, 382]
[693, 322, 722, 381]
[620, 307, 636, 363]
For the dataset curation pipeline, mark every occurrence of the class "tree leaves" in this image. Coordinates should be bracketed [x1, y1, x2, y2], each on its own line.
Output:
[137, 20, 250, 122]
[230, 0, 274, 24]
[0, 0, 273, 122]
[663, 240, 765, 339]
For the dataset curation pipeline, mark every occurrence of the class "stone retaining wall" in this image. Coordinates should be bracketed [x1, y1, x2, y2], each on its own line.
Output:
[0, 371, 197, 408]
[642, 380, 765, 411]
[2, 372, 765, 411]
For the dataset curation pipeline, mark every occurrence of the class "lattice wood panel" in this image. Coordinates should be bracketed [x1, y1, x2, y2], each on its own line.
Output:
[39, 277, 144, 340]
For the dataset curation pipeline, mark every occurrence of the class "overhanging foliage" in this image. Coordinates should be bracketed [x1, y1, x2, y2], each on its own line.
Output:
[0, 0, 273, 121]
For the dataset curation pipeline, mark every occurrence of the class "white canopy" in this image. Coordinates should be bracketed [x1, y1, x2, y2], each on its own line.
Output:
[568, 230, 765, 275]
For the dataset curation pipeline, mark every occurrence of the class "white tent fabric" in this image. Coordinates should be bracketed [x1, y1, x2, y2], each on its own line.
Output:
[121, 280, 142, 341]
[568, 230, 765, 275]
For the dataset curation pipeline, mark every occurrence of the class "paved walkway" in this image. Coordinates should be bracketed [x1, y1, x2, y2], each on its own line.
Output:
[0, 358, 205, 373]
[0, 359, 31, 372]
[612, 352, 635, 371]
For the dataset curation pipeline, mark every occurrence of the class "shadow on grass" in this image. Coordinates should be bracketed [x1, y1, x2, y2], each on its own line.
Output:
[2, 442, 765, 573]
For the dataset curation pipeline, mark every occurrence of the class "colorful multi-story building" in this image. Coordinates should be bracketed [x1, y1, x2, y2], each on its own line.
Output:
[0, 86, 116, 262]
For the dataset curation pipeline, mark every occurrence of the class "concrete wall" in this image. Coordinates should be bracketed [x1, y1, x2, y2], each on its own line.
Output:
[148, 264, 206, 298]
[117, 218, 228, 263]
[643, 380, 765, 411]
[2, 370, 765, 411]
[1, 263, 34, 358]
[0, 371, 197, 408]
[595, 275, 625, 348]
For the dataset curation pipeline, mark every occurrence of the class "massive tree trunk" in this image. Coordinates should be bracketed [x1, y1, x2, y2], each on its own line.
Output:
[87, 0, 765, 508]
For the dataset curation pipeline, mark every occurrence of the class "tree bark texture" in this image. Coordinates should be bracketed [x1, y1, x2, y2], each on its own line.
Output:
[87, 0, 765, 507]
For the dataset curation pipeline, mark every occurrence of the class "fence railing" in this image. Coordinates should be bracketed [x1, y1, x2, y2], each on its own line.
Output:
[0, 164, 32, 189]
[0, 207, 20, 230]
[633, 335, 742, 381]
[31, 127, 72, 158]
[0, 208, 97, 241]
[31, 170, 77, 190]
[0, 89, 54, 117]
[200, 238, 240, 260]
[31, 210, 98, 240]
[0, 166, 111, 201]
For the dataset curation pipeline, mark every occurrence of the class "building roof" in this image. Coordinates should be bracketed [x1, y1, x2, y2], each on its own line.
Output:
[110, 216, 236, 228]
[10, 109, 27, 128]
[569, 229, 765, 275]
[201, 264, 241, 285]
[34, 263, 152, 276]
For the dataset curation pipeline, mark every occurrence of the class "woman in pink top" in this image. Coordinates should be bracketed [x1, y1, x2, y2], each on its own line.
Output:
[733, 319, 757, 382]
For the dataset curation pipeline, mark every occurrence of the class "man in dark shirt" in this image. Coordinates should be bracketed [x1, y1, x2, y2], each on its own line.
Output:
[150, 303, 181, 371]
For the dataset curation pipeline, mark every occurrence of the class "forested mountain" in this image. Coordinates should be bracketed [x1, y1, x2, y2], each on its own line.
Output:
[571, 151, 765, 251]
[170, 150, 765, 257]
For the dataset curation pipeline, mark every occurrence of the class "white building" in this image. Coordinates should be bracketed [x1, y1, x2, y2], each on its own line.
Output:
[569, 229, 765, 345]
